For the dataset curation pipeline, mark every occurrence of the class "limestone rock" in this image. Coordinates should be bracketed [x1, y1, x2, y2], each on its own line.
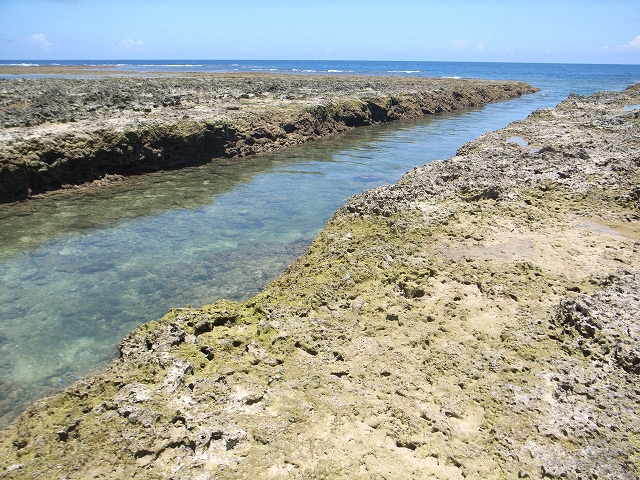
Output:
[0, 74, 536, 202]
[1, 85, 639, 479]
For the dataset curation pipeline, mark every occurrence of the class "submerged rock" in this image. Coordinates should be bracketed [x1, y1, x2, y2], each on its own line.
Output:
[1, 84, 639, 479]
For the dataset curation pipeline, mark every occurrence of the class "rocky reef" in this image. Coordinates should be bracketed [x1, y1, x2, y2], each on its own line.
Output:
[0, 73, 535, 202]
[1, 84, 640, 479]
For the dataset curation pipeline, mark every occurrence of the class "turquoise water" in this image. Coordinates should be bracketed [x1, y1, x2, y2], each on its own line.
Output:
[1, 62, 639, 427]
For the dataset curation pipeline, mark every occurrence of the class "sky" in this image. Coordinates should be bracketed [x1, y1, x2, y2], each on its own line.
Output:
[0, 0, 639, 64]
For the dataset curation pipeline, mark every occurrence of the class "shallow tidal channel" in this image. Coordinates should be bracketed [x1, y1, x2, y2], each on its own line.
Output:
[0, 91, 553, 426]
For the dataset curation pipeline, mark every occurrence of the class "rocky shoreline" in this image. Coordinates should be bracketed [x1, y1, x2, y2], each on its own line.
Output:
[1, 84, 639, 479]
[0, 73, 535, 202]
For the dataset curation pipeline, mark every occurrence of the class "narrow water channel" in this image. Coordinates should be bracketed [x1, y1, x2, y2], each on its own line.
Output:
[0, 91, 553, 426]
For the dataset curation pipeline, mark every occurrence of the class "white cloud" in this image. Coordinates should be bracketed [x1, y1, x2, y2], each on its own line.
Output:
[615, 35, 640, 51]
[23, 33, 53, 50]
[448, 39, 470, 49]
[111, 37, 144, 51]
[600, 35, 640, 53]
[472, 42, 485, 53]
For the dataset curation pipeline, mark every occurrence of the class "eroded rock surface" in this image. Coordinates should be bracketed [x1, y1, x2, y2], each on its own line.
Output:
[1, 85, 639, 479]
[0, 73, 535, 202]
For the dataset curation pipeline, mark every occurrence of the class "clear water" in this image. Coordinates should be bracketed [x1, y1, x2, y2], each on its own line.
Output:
[1, 61, 639, 427]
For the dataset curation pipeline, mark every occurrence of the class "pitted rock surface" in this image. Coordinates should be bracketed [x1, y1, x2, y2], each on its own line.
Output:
[0, 85, 639, 479]
[0, 73, 536, 202]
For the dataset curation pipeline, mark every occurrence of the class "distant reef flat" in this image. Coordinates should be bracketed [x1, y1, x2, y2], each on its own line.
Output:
[1, 84, 639, 479]
[0, 72, 536, 203]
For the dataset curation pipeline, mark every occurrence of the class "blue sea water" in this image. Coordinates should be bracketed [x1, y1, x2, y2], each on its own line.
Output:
[2, 59, 640, 96]
[0, 60, 639, 426]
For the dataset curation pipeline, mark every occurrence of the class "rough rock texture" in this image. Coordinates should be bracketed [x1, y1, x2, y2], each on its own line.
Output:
[1, 85, 640, 479]
[0, 73, 536, 202]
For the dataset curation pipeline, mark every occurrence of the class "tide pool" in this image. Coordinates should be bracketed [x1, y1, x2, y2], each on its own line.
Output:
[1, 61, 639, 427]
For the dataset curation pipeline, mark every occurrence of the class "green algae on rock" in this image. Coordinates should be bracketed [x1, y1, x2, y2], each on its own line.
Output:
[1, 85, 640, 479]
[0, 74, 536, 202]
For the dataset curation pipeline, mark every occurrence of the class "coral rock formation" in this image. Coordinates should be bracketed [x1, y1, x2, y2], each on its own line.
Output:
[1, 84, 639, 479]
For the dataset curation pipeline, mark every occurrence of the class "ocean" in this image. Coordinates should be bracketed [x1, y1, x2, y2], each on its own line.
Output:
[2, 59, 640, 96]
[0, 60, 639, 426]
[3, 59, 639, 118]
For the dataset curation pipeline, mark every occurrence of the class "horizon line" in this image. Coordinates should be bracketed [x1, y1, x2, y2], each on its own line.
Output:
[1, 59, 639, 66]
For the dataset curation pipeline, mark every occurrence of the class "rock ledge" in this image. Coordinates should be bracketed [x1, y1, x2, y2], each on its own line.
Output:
[0, 73, 536, 202]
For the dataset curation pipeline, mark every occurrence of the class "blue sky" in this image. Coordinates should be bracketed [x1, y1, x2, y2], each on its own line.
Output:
[1, 0, 639, 64]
